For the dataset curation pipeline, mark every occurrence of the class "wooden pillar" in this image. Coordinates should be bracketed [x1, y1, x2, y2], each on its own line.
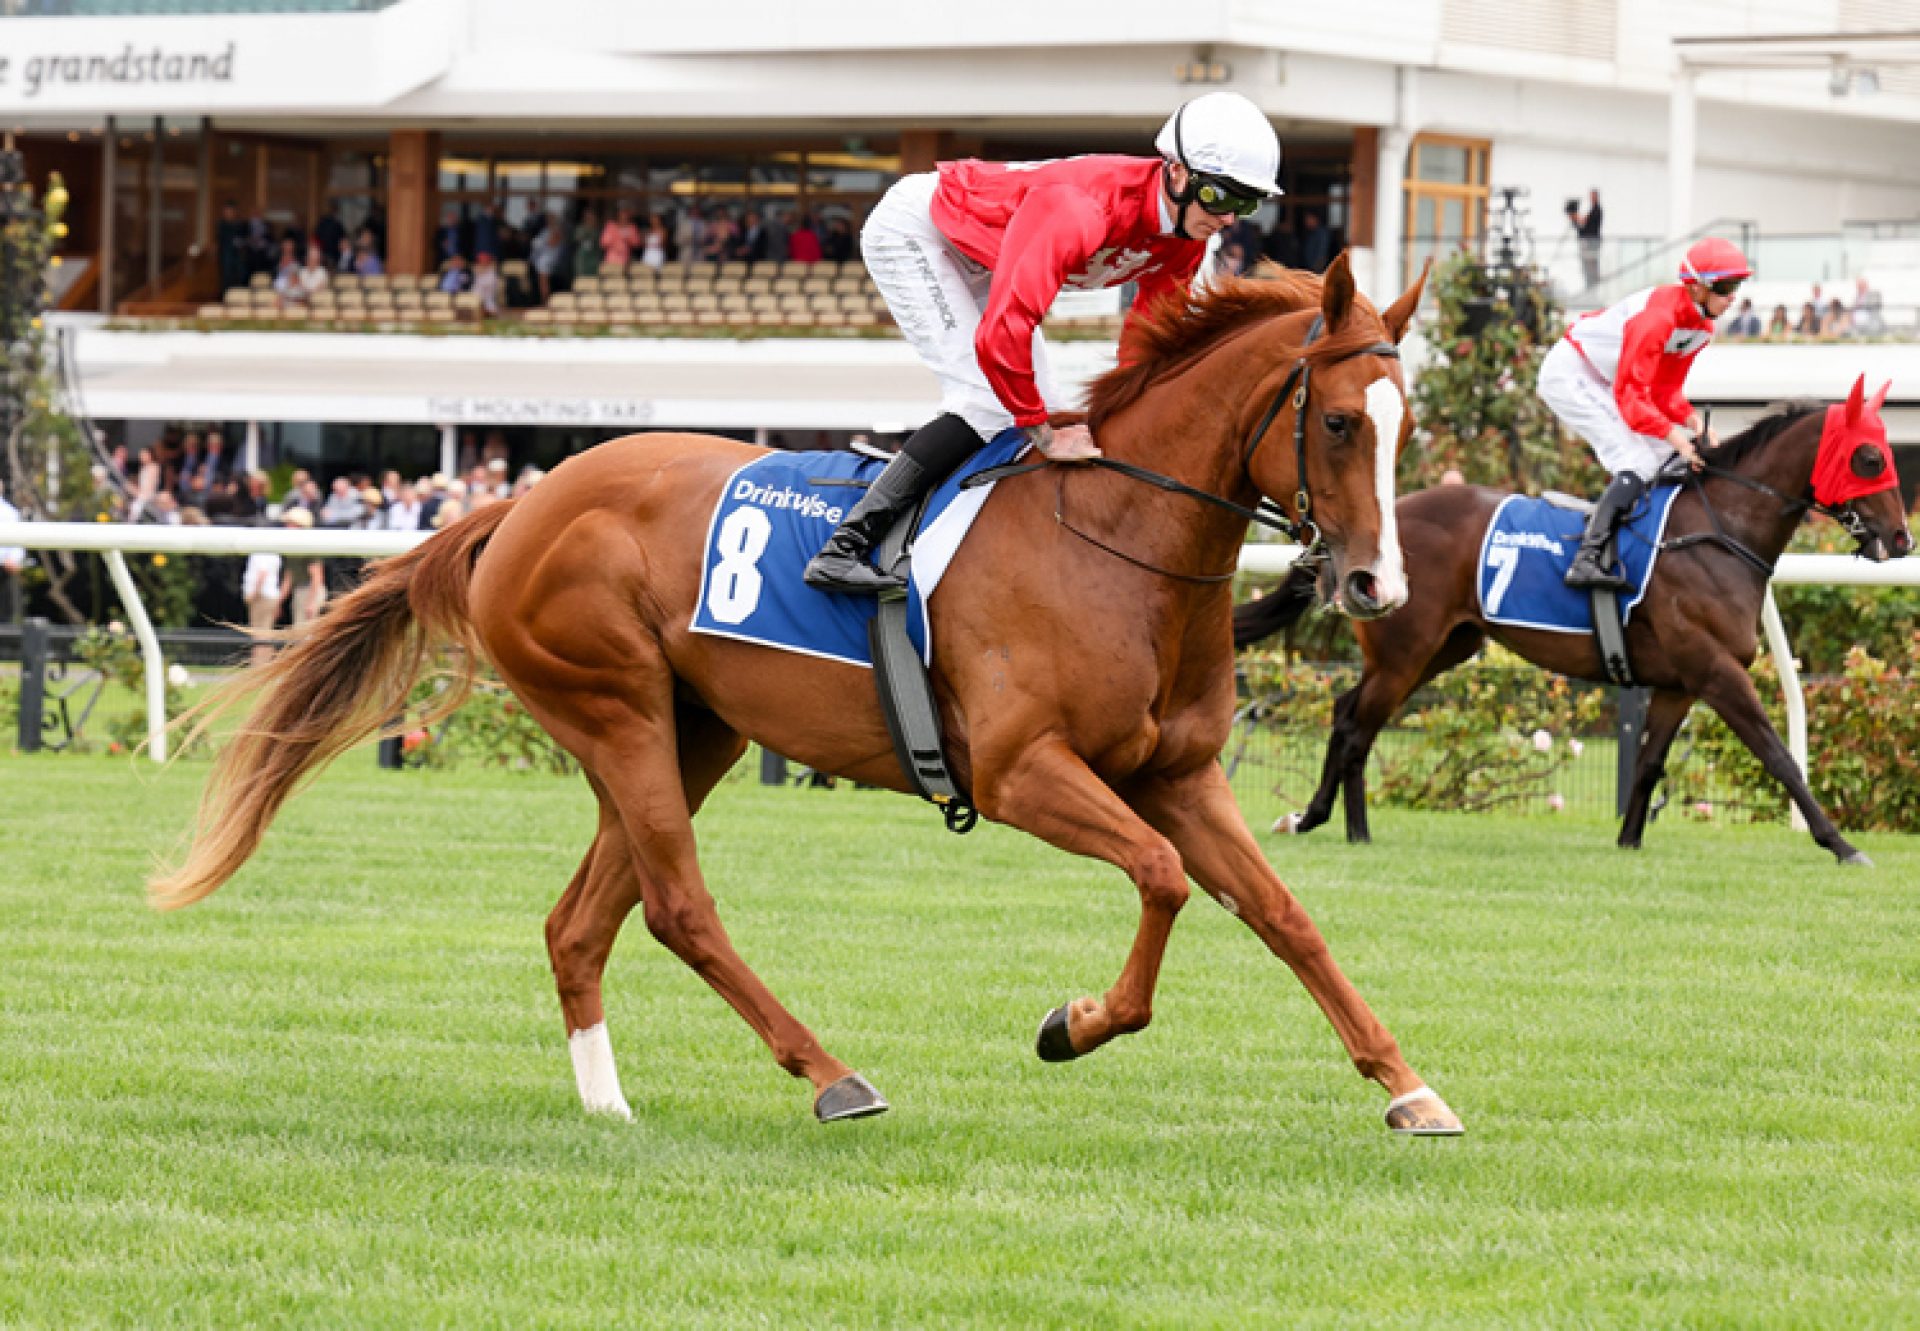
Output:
[99, 117, 117, 314]
[386, 128, 440, 277]
[898, 129, 954, 178]
[1349, 126, 1378, 252]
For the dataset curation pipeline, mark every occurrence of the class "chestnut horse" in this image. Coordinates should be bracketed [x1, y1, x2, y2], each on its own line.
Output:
[1236, 381, 1912, 863]
[152, 256, 1466, 1135]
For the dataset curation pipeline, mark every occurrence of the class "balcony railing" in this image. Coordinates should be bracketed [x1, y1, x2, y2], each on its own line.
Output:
[1, 1, 397, 15]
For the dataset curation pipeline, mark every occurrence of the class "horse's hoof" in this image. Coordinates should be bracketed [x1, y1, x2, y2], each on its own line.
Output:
[1035, 1004, 1081, 1063]
[1840, 849, 1874, 868]
[813, 1073, 889, 1123]
[1272, 812, 1302, 836]
[1385, 1087, 1464, 1136]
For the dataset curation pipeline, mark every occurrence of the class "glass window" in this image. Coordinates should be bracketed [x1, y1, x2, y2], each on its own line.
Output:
[495, 157, 546, 192]
[439, 156, 489, 194]
[1416, 143, 1471, 185]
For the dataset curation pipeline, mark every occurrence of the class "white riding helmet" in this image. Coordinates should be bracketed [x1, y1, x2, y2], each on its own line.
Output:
[1154, 92, 1283, 198]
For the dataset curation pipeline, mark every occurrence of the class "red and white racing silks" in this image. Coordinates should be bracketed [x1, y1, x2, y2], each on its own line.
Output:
[929, 156, 1207, 427]
[1564, 285, 1716, 439]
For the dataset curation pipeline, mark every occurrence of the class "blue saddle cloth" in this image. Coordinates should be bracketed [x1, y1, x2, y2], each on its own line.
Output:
[689, 430, 1030, 667]
[1476, 486, 1680, 634]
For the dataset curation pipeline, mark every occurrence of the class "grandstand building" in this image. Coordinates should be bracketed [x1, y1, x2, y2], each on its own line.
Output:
[5, 0, 1918, 481]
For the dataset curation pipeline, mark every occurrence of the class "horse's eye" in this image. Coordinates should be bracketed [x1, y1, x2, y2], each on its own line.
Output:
[1323, 413, 1351, 440]
[1852, 444, 1886, 479]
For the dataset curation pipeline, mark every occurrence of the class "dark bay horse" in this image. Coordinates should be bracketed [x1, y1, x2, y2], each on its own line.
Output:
[1237, 378, 1912, 863]
[153, 256, 1468, 1135]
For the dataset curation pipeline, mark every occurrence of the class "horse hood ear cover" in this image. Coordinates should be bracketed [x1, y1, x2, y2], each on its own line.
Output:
[1812, 374, 1899, 506]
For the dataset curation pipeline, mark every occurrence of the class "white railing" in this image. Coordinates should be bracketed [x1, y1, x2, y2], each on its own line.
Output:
[3, 523, 1913, 812]
[0, 522, 428, 761]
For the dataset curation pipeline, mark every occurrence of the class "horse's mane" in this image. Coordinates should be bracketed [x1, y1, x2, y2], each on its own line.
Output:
[1084, 270, 1388, 432]
[1709, 399, 1824, 469]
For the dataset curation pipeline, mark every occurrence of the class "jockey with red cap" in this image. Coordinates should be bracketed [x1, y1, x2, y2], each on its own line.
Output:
[804, 92, 1284, 594]
[1537, 236, 1752, 589]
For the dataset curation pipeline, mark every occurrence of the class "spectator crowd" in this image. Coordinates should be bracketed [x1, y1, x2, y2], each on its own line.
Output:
[217, 194, 864, 318]
[1719, 276, 1889, 342]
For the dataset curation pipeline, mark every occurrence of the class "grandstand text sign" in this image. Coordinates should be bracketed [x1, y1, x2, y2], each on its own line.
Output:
[426, 397, 659, 428]
[0, 8, 451, 114]
[0, 44, 235, 101]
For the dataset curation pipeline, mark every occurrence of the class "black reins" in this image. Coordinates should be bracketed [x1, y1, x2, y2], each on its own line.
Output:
[1660, 411, 1870, 576]
[964, 315, 1401, 583]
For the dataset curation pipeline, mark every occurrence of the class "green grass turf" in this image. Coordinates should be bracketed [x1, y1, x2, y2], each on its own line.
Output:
[2, 753, 1916, 1328]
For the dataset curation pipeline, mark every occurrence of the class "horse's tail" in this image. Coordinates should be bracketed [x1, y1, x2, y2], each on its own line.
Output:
[149, 501, 517, 910]
[1232, 561, 1321, 650]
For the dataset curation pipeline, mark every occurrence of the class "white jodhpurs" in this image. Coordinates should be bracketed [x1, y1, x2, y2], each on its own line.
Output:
[860, 172, 1065, 441]
[1537, 339, 1674, 482]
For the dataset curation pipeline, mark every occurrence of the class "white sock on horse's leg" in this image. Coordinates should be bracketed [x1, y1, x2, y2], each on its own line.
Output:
[568, 1022, 633, 1119]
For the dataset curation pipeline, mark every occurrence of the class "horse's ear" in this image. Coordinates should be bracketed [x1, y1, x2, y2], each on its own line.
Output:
[1869, 379, 1892, 415]
[1320, 250, 1355, 331]
[1844, 374, 1866, 425]
[1380, 259, 1431, 344]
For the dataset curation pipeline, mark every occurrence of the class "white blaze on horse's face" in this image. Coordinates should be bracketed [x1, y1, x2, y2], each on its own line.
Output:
[1362, 376, 1410, 610]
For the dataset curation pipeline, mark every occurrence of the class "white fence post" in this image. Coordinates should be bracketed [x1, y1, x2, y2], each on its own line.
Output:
[102, 549, 168, 763]
[1759, 587, 1809, 832]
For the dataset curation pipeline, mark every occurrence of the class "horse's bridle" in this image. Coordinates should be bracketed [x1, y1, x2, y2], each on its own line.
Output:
[1662, 445, 1879, 577]
[967, 316, 1402, 584]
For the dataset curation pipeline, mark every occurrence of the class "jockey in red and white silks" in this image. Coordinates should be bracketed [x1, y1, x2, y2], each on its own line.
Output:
[1537, 236, 1751, 590]
[804, 92, 1283, 595]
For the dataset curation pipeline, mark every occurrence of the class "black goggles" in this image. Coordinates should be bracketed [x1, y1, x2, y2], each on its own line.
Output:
[1706, 277, 1745, 297]
[1193, 176, 1264, 218]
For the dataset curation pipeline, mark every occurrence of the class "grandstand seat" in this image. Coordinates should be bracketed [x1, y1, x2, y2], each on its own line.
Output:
[779, 261, 811, 279]
[690, 293, 720, 312]
[576, 276, 602, 294]
[779, 294, 811, 313]
[754, 310, 786, 327]
[696, 310, 727, 326]
[809, 294, 840, 313]
[453, 293, 483, 318]
[198, 304, 227, 320]
[838, 293, 869, 311]
[223, 288, 251, 307]
[361, 274, 391, 291]
[814, 309, 846, 327]
[744, 276, 773, 294]
[784, 309, 817, 327]
[844, 311, 878, 327]
[717, 261, 750, 280]
[332, 274, 360, 293]
[248, 272, 272, 289]
[549, 292, 577, 310]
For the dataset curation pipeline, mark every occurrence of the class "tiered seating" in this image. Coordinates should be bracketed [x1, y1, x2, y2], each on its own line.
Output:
[527, 260, 890, 331]
[195, 259, 896, 334]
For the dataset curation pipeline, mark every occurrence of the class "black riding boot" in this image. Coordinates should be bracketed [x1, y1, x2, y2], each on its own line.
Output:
[803, 413, 983, 594]
[1564, 471, 1647, 591]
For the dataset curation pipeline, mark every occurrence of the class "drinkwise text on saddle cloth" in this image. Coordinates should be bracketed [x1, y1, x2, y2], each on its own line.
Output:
[732, 476, 844, 525]
[1489, 529, 1567, 557]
